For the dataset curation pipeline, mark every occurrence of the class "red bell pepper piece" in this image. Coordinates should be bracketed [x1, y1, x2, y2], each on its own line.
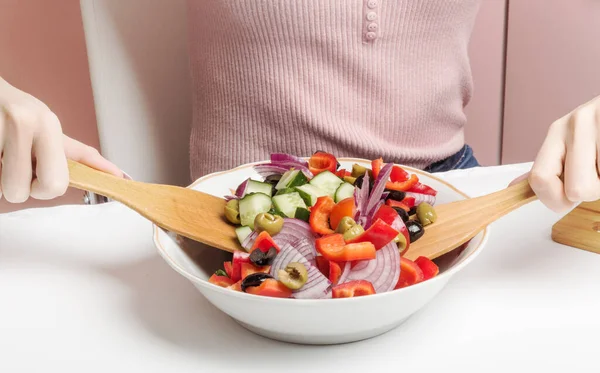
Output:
[372, 205, 410, 253]
[346, 218, 399, 250]
[309, 196, 336, 234]
[414, 256, 439, 281]
[402, 196, 416, 209]
[385, 199, 410, 212]
[335, 169, 351, 178]
[231, 251, 250, 282]
[228, 280, 242, 292]
[329, 261, 343, 285]
[240, 263, 271, 280]
[208, 274, 235, 288]
[407, 182, 437, 196]
[250, 231, 281, 253]
[386, 174, 419, 191]
[316, 234, 376, 262]
[308, 151, 338, 176]
[245, 279, 293, 298]
[332, 280, 376, 298]
[390, 165, 409, 182]
[223, 261, 233, 278]
[315, 256, 330, 277]
[394, 257, 424, 289]
[371, 158, 383, 179]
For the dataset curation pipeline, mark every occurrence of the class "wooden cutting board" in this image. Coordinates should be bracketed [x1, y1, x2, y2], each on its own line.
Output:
[552, 201, 600, 254]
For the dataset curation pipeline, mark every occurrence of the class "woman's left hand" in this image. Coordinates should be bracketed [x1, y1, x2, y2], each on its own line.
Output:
[514, 94, 600, 213]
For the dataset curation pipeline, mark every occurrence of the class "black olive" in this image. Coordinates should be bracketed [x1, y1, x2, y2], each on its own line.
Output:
[405, 220, 424, 242]
[249, 247, 278, 267]
[392, 207, 410, 223]
[336, 161, 341, 170]
[409, 207, 417, 216]
[354, 174, 374, 190]
[385, 190, 406, 202]
[265, 174, 281, 189]
[241, 273, 273, 292]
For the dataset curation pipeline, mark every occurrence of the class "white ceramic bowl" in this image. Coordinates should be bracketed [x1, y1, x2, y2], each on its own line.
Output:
[152, 158, 489, 345]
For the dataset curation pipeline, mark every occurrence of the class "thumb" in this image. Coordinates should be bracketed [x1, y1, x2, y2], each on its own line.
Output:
[63, 135, 124, 178]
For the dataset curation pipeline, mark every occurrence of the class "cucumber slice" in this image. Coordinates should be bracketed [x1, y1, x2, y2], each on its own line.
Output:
[245, 180, 273, 197]
[309, 170, 343, 198]
[275, 169, 308, 190]
[335, 182, 355, 203]
[295, 184, 327, 206]
[239, 193, 272, 229]
[275, 187, 296, 196]
[235, 226, 253, 246]
[272, 192, 307, 218]
[268, 207, 286, 218]
[294, 207, 311, 222]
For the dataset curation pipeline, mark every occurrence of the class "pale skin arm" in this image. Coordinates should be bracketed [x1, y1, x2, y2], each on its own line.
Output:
[0, 76, 122, 203]
[511, 94, 600, 213]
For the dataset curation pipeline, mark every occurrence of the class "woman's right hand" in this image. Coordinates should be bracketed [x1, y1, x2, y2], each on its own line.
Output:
[0, 77, 122, 203]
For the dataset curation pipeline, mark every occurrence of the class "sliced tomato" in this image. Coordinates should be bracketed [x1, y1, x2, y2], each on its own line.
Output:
[386, 174, 419, 192]
[245, 279, 293, 298]
[309, 151, 338, 175]
[309, 195, 336, 234]
[385, 199, 410, 212]
[250, 231, 281, 253]
[390, 165, 409, 182]
[240, 263, 271, 279]
[414, 256, 439, 280]
[231, 251, 251, 283]
[402, 196, 416, 209]
[395, 257, 424, 289]
[335, 169, 351, 178]
[372, 205, 410, 253]
[228, 280, 242, 292]
[329, 261, 343, 285]
[346, 218, 399, 250]
[371, 158, 383, 179]
[332, 280, 376, 298]
[407, 182, 437, 196]
[316, 234, 376, 262]
[208, 274, 235, 288]
[329, 197, 356, 231]
[223, 261, 233, 278]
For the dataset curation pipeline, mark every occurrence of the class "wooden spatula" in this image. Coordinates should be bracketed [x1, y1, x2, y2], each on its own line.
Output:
[403, 179, 537, 261]
[68, 159, 240, 253]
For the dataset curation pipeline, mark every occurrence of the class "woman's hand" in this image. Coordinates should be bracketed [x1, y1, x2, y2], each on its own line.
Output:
[0, 77, 122, 203]
[520, 94, 600, 213]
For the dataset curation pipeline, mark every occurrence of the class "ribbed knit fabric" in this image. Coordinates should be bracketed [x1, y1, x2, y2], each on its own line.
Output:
[187, 0, 481, 180]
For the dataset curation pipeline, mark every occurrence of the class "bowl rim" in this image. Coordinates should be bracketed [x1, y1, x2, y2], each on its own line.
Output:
[152, 157, 489, 304]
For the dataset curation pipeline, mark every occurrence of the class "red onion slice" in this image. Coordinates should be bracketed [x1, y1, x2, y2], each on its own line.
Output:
[344, 241, 400, 293]
[270, 243, 332, 299]
[354, 171, 371, 227]
[405, 192, 436, 206]
[241, 219, 317, 256]
[364, 163, 393, 219]
[253, 164, 291, 178]
[224, 195, 238, 201]
[270, 153, 309, 167]
[235, 178, 250, 198]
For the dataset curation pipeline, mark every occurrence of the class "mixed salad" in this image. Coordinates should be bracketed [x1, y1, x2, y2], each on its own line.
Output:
[210, 151, 442, 299]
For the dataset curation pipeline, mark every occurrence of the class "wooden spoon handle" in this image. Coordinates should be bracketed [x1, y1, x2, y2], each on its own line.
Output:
[67, 159, 132, 198]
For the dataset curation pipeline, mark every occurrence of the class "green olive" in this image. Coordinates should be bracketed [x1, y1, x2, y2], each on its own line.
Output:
[278, 262, 308, 290]
[224, 199, 241, 224]
[343, 175, 357, 185]
[335, 216, 357, 234]
[343, 224, 365, 241]
[351, 163, 368, 178]
[254, 212, 284, 236]
[394, 232, 408, 254]
[416, 202, 437, 226]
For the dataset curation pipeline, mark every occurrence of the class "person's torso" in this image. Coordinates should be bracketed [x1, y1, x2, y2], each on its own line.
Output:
[186, 0, 481, 179]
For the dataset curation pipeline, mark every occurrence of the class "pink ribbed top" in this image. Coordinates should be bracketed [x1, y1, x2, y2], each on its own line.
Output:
[187, 0, 481, 180]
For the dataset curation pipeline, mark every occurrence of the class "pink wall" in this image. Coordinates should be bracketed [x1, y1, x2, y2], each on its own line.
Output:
[502, 0, 600, 164]
[0, 0, 98, 213]
[464, 0, 507, 167]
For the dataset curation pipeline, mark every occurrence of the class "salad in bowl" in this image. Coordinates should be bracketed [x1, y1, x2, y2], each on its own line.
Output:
[152, 151, 488, 344]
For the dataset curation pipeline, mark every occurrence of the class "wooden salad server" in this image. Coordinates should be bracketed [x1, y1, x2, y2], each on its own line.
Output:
[403, 179, 537, 261]
[67, 159, 240, 253]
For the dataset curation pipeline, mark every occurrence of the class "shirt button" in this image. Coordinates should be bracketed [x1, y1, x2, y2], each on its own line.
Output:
[367, 23, 378, 32]
[366, 12, 377, 21]
[367, 0, 378, 9]
[366, 32, 377, 40]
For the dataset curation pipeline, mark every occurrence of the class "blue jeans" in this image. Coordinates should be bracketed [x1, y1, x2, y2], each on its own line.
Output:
[423, 144, 480, 173]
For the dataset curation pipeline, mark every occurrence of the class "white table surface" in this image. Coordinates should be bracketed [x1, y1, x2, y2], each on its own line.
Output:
[1, 162, 599, 372]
